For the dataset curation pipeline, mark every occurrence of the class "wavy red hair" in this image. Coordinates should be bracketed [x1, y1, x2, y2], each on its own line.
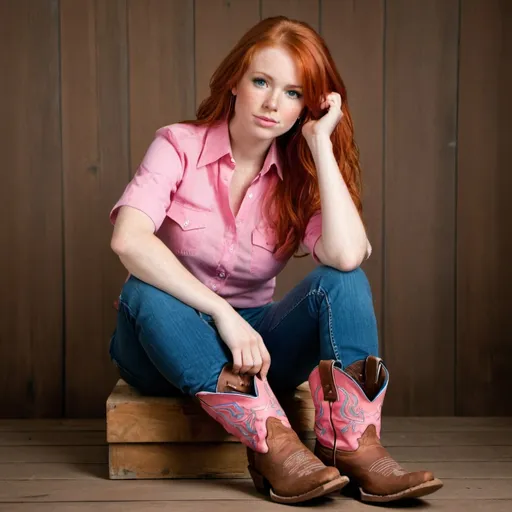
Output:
[182, 16, 363, 261]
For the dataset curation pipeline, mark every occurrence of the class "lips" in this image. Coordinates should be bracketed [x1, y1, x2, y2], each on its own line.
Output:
[255, 115, 277, 123]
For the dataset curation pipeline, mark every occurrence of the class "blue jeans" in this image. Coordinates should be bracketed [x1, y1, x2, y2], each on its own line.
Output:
[109, 265, 379, 397]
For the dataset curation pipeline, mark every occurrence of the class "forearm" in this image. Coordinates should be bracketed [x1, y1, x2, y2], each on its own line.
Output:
[114, 234, 232, 319]
[309, 135, 368, 266]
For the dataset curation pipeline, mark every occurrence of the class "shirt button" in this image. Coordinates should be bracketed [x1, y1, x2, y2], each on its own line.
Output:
[229, 245, 234, 253]
[248, 193, 253, 199]
[212, 284, 217, 290]
[230, 157, 235, 163]
[218, 272, 226, 279]
[183, 220, 190, 227]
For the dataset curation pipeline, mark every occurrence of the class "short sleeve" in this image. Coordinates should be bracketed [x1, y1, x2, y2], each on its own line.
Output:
[109, 129, 185, 232]
[302, 210, 322, 263]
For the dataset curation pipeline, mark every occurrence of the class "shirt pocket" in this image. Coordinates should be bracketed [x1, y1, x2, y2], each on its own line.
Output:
[166, 201, 208, 255]
[250, 225, 280, 278]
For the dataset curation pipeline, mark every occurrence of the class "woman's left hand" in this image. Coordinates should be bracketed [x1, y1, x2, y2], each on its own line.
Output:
[302, 92, 343, 143]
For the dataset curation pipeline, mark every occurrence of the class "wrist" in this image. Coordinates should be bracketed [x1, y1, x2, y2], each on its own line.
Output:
[307, 133, 332, 156]
[210, 298, 234, 321]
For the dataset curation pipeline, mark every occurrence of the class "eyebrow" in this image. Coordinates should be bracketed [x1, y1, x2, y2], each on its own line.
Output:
[253, 71, 303, 89]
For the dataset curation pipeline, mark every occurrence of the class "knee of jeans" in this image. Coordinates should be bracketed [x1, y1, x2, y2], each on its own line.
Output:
[182, 367, 222, 396]
[119, 275, 178, 316]
[311, 265, 371, 296]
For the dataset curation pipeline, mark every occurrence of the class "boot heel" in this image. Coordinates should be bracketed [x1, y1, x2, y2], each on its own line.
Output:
[248, 465, 270, 495]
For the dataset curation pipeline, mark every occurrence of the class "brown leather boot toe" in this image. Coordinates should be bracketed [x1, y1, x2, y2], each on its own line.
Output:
[249, 417, 348, 503]
[315, 425, 443, 502]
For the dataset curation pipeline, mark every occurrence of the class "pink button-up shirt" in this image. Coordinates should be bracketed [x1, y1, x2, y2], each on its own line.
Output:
[110, 119, 322, 308]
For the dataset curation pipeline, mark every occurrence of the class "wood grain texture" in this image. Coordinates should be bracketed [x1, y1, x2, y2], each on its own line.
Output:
[321, 0, 385, 350]
[109, 442, 249, 479]
[0, 463, 107, 480]
[106, 380, 314, 443]
[1, 418, 511, 509]
[261, 0, 319, 31]
[195, 0, 261, 110]
[2, 503, 512, 512]
[108, 437, 512, 479]
[61, 0, 130, 417]
[2, 476, 512, 501]
[4, 416, 511, 431]
[0, 445, 107, 463]
[128, 0, 195, 169]
[384, 0, 459, 415]
[456, 0, 512, 415]
[4, 427, 511, 447]
[5, 460, 512, 481]
[0, 0, 63, 418]
[1, 502, 512, 512]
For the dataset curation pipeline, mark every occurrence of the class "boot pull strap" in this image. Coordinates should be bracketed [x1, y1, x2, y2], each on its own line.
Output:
[318, 360, 338, 402]
[364, 356, 384, 399]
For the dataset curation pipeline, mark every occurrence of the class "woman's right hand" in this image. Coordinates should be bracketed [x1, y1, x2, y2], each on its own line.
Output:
[212, 304, 271, 379]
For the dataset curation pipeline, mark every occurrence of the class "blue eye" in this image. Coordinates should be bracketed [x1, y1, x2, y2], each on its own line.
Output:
[287, 90, 302, 99]
[253, 78, 267, 87]
[252, 78, 302, 99]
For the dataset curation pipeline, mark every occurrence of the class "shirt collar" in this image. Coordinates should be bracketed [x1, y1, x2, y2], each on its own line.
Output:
[197, 119, 283, 180]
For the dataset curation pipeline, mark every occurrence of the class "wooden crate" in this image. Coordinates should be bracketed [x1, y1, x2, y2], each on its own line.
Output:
[106, 379, 316, 479]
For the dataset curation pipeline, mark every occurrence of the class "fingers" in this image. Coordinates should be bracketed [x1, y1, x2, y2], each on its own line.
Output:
[239, 345, 254, 375]
[222, 314, 271, 379]
[240, 335, 267, 377]
[258, 340, 271, 380]
[231, 348, 242, 375]
[321, 92, 342, 109]
[248, 342, 262, 377]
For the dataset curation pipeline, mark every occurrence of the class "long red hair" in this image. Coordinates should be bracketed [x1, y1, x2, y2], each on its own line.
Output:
[182, 16, 363, 261]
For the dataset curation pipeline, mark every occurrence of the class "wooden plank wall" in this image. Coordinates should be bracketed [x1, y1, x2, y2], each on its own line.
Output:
[0, 0, 510, 418]
[0, 0, 63, 418]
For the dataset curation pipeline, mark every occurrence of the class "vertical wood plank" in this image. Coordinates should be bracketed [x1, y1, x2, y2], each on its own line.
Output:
[61, 0, 130, 417]
[456, 0, 512, 415]
[384, 0, 458, 415]
[259, 1, 321, 300]
[261, 0, 319, 31]
[0, 0, 63, 417]
[128, 0, 195, 169]
[321, 0, 385, 347]
[195, 0, 261, 110]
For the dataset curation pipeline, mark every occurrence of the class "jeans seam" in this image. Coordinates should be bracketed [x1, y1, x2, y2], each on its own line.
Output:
[319, 286, 341, 363]
[267, 289, 320, 332]
[267, 285, 341, 363]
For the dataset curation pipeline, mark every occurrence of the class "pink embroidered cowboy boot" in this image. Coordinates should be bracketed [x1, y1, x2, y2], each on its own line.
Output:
[308, 357, 443, 503]
[196, 364, 348, 504]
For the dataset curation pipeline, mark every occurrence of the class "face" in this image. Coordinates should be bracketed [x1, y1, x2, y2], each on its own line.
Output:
[231, 46, 305, 139]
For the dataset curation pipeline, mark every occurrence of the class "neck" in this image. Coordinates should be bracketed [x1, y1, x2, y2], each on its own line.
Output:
[228, 115, 273, 175]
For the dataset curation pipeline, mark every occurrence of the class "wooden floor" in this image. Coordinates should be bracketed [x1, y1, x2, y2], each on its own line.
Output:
[0, 417, 511, 511]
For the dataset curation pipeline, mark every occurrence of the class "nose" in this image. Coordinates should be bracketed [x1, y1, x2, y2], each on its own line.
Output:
[263, 91, 278, 111]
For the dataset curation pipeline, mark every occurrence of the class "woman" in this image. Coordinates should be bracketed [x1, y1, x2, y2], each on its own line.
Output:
[109, 16, 442, 505]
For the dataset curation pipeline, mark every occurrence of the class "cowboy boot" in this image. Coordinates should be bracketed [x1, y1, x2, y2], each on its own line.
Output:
[196, 364, 348, 504]
[308, 356, 443, 503]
